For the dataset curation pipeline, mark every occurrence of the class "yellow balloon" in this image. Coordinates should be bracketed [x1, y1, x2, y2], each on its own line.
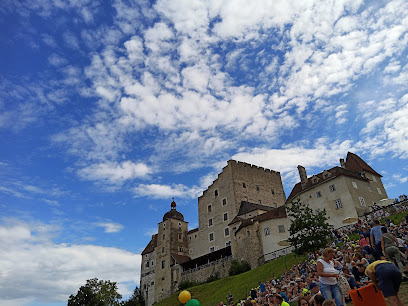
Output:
[179, 290, 192, 304]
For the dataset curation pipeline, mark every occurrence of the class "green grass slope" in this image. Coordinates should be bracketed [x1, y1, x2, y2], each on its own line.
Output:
[156, 253, 306, 306]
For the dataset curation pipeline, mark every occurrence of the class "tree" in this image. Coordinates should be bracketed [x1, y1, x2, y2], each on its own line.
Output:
[287, 199, 332, 254]
[68, 278, 123, 306]
[123, 286, 145, 306]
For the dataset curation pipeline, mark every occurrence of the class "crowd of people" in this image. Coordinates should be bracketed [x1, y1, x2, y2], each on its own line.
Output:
[218, 212, 408, 306]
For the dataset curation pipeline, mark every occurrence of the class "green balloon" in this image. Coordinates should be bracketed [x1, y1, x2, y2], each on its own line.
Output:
[186, 298, 201, 306]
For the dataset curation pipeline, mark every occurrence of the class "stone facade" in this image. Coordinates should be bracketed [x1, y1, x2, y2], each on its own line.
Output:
[180, 256, 232, 283]
[195, 160, 286, 257]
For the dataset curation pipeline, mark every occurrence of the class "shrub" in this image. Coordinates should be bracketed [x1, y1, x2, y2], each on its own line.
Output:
[178, 280, 199, 291]
[228, 260, 251, 276]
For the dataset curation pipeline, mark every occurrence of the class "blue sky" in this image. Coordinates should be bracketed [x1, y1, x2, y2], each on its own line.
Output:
[1, 0, 408, 304]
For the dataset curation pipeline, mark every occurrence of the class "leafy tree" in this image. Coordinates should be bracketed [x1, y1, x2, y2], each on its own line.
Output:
[123, 286, 145, 306]
[287, 199, 332, 254]
[68, 278, 122, 306]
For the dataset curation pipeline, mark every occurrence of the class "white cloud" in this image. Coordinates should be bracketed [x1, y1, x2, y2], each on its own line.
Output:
[232, 138, 355, 183]
[95, 222, 124, 233]
[133, 183, 201, 199]
[48, 53, 68, 66]
[63, 31, 80, 49]
[0, 219, 140, 304]
[79, 161, 151, 183]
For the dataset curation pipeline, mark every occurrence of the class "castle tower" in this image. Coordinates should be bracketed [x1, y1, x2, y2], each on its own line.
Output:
[153, 200, 189, 302]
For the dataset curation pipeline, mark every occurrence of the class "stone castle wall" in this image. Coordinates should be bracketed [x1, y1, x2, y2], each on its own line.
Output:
[180, 256, 233, 284]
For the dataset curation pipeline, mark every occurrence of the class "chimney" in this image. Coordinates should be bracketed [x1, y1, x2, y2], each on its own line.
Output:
[297, 165, 308, 188]
[340, 158, 345, 168]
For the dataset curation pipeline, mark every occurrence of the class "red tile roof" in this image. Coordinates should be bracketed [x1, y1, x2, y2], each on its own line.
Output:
[345, 152, 382, 177]
[286, 165, 369, 204]
[235, 206, 287, 234]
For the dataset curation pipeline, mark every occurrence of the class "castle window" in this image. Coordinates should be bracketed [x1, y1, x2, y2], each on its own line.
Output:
[189, 236, 191, 240]
[329, 184, 336, 192]
[316, 191, 322, 198]
[179, 246, 183, 252]
[334, 199, 342, 209]
[194, 234, 197, 238]
[264, 227, 270, 236]
[208, 218, 213, 227]
[352, 181, 358, 189]
[258, 200, 262, 204]
[226, 241, 231, 247]
[377, 187, 382, 195]
[224, 227, 230, 237]
[372, 175, 377, 182]
[151, 261, 154, 266]
[145, 254, 148, 258]
[274, 203, 277, 208]
[223, 212, 228, 221]
[313, 178, 317, 183]
[359, 197, 366, 206]
[146, 262, 149, 268]
[243, 183, 246, 188]
[222, 198, 227, 206]
[324, 174, 329, 178]
[162, 247, 164, 253]
[178, 233, 182, 240]
[178, 222, 182, 228]
[256, 185, 260, 191]
[208, 204, 212, 213]
[151, 281, 154, 285]
[163, 223, 166, 229]
[215, 189, 218, 197]
[162, 234, 165, 240]
[209, 232, 214, 241]
[210, 246, 215, 252]
[271, 189, 275, 195]
[278, 225, 285, 233]
[162, 260, 165, 269]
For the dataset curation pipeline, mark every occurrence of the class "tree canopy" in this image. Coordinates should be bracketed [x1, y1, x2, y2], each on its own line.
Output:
[287, 199, 332, 254]
[68, 278, 122, 306]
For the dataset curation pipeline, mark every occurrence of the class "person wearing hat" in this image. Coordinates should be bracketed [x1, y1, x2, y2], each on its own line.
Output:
[308, 282, 323, 305]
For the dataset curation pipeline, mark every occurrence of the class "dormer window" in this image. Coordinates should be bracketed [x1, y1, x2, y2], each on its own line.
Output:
[313, 178, 317, 183]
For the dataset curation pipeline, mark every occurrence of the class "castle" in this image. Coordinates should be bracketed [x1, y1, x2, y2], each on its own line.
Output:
[140, 153, 388, 305]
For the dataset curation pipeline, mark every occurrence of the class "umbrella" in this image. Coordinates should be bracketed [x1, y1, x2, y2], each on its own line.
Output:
[343, 217, 358, 224]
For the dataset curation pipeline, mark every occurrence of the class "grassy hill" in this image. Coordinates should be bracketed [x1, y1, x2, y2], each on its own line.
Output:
[156, 253, 306, 306]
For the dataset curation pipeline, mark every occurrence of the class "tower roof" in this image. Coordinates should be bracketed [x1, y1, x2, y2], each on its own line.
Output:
[162, 199, 184, 221]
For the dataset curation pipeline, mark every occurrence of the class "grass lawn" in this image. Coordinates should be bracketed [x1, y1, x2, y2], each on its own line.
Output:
[156, 253, 306, 306]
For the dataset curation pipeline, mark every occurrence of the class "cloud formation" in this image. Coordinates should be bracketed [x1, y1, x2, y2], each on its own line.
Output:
[0, 219, 139, 305]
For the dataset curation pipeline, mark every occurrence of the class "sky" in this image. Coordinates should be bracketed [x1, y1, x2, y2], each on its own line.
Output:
[0, 0, 407, 304]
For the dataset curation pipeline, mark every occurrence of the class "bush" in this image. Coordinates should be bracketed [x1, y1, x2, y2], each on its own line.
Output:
[205, 270, 220, 283]
[178, 280, 199, 291]
[228, 260, 251, 276]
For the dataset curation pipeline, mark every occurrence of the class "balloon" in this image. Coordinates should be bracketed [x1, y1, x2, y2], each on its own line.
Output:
[179, 290, 191, 304]
[186, 299, 201, 306]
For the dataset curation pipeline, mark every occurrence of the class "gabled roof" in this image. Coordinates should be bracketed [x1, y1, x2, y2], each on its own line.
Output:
[141, 234, 157, 255]
[286, 166, 369, 204]
[345, 152, 382, 177]
[228, 215, 243, 226]
[188, 228, 198, 234]
[171, 253, 191, 264]
[237, 201, 275, 216]
[235, 206, 287, 234]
